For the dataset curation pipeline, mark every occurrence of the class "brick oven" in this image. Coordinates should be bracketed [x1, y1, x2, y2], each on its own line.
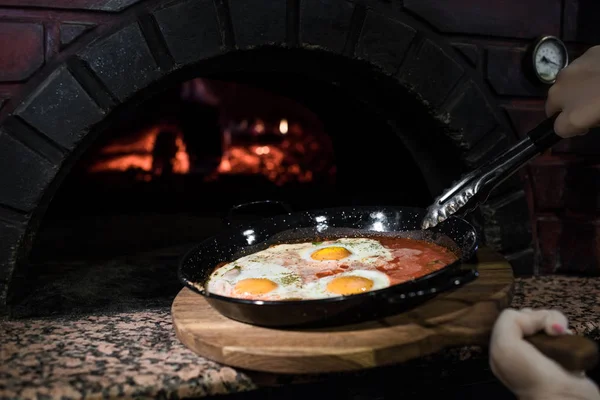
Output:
[0, 0, 598, 318]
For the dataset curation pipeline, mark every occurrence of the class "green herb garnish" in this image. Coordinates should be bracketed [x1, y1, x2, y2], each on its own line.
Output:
[312, 241, 323, 246]
[280, 273, 300, 285]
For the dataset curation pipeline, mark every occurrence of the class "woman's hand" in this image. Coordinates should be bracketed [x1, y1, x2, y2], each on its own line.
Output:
[546, 45, 600, 138]
[489, 308, 600, 400]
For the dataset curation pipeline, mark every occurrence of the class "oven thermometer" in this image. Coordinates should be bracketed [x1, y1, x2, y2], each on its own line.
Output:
[529, 36, 569, 84]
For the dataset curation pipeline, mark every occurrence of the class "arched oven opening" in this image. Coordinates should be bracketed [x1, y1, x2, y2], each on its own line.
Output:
[0, 2, 532, 317]
[8, 48, 465, 317]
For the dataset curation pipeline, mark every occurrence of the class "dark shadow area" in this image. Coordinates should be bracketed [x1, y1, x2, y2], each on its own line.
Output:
[574, 0, 600, 44]
[555, 158, 600, 275]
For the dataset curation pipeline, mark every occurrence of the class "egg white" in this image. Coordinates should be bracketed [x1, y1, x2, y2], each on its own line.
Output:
[299, 238, 393, 265]
[301, 269, 391, 299]
[207, 261, 302, 300]
[207, 238, 394, 300]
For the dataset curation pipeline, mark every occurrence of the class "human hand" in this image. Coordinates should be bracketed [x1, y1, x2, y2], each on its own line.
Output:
[489, 308, 600, 400]
[546, 45, 600, 138]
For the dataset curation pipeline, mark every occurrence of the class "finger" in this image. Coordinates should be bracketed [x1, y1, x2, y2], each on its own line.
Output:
[555, 110, 590, 138]
[539, 309, 569, 336]
[569, 95, 600, 136]
[516, 309, 563, 336]
[490, 309, 572, 389]
[546, 84, 563, 118]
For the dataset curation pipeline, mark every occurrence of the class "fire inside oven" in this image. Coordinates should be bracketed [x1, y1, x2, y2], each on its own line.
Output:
[30, 74, 433, 263]
[85, 79, 336, 188]
[63, 78, 336, 213]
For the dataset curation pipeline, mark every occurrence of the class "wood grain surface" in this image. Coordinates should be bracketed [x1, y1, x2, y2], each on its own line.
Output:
[172, 247, 520, 373]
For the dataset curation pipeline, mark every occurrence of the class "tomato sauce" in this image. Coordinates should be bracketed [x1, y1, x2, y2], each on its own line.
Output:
[374, 236, 458, 285]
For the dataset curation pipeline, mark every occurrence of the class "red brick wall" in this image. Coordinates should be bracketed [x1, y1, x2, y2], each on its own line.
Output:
[0, 0, 598, 275]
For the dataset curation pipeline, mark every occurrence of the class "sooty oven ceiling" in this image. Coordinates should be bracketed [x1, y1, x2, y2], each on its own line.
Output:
[0, 0, 534, 316]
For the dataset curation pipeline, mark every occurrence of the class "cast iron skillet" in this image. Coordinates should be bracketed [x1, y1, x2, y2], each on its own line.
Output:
[178, 201, 479, 328]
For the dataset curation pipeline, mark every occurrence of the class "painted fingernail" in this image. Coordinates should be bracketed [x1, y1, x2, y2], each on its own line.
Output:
[552, 323, 565, 334]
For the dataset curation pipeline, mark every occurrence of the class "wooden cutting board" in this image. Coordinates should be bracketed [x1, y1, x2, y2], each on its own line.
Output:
[172, 247, 518, 373]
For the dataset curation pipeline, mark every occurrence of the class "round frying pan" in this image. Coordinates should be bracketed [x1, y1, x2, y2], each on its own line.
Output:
[178, 200, 599, 372]
[179, 201, 479, 328]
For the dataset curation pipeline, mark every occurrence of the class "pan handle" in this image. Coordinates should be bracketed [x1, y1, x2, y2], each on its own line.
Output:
[525, 332, 599, 372]
[224, 200, 293, 227]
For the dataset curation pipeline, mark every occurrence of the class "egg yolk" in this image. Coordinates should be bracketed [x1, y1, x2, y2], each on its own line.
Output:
[326, 276, 374, 295]
[234, 278, 278, 295]
[311, 246, 352, 261]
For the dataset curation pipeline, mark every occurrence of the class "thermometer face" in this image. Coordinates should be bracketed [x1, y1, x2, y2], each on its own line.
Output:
[532, 37, 569, 84]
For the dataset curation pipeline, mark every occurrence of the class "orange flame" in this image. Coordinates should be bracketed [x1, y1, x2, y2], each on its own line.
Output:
[88, 125, 190, 175]
[87, 117, 333, 186]
[88, 154, 153, 173]
[173, 135, 190, 174]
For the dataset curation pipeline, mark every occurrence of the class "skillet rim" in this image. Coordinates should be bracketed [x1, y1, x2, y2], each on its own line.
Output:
[177, 205, 479, 307]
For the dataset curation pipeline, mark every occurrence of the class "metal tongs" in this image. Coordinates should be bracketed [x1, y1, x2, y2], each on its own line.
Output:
[422, 115, 561, 229]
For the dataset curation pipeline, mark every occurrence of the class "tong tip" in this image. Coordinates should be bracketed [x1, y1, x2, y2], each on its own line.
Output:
[422, 187, 477, 230]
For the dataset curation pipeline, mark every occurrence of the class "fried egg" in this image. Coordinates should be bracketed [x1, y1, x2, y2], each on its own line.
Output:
[299, 238, 393, 266]
[207, 262, 302, 300]
[207, 238, 397, 301]
[302, 269, 391, 299]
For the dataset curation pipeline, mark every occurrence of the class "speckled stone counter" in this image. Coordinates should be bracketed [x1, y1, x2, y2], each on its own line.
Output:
[2, 276, 600, 399]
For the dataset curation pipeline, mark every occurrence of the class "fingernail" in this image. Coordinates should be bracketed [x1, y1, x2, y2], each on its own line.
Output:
[552, 323, 565, 334]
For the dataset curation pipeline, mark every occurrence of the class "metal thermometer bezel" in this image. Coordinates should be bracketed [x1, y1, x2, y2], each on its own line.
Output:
[531, 35, 569, 85]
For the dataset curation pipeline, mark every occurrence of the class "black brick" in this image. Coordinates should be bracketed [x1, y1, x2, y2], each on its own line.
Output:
[80, 23, 162, 102]
[0, 129, 58, 212]
[355, 12, 416, 74]
[462, 129, 509, 167]
[481, 190, 532, 254]
[154, 0, 222, 65]
[445, 81, 498, 148]
[398, 39, 464, 109]
[229, 0, 286, 48]
[300, 0, 354, 53]
[0, 221, 26, 284]
[16, 67, 105, 150]
[452, 43, 478, 67]
[60, 23, 94, 48]
[485, 47, 547, 97]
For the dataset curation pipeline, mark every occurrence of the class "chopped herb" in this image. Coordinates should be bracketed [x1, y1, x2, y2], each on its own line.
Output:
[312, 241, 323, 246]
[280, 273, 300, 285]
[426, 260, 442, 267]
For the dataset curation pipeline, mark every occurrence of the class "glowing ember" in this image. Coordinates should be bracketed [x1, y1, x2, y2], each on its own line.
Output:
[254, 119, 265, 134]
[88, 154, 153, 173]
[205, 117, 330, 186]
[88, 125, 190, 175]
[84, 79, 335, 186]
[279, 119, 288, 134]
[173, 135, 190, 174]
[212, 144, 314, 185]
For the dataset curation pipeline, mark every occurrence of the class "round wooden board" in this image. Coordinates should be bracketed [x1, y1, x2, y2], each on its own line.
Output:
[172, 247, 514, 374]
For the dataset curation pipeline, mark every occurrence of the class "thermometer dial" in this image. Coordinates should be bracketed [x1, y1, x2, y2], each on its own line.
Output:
[530, 36, 569, 84]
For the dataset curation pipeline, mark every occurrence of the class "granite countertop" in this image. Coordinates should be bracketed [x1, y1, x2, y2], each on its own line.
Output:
[2, 276, 600, 399]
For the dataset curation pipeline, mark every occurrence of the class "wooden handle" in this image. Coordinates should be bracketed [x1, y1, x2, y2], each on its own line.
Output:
[526, 333, 599, 371]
